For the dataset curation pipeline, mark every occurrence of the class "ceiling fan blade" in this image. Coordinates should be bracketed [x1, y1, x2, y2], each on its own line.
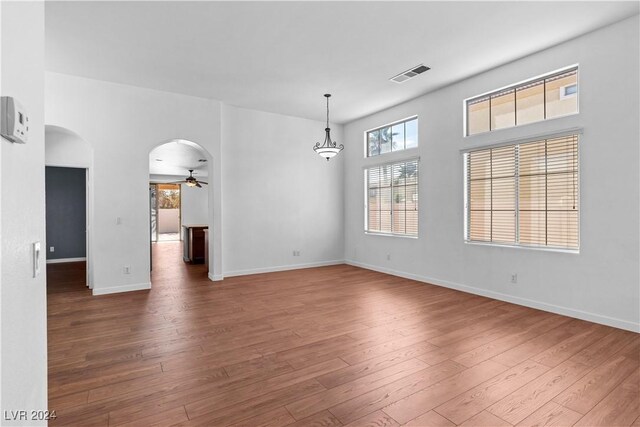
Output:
[195, 182, 202, 188]
[197, 181, 208, 185]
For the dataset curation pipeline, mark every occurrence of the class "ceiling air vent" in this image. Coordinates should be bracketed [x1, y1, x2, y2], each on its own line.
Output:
[390, 64, 430, 84]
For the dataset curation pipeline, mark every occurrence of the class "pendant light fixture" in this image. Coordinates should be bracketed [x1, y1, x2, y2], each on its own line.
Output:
[313, 94, 344, 161]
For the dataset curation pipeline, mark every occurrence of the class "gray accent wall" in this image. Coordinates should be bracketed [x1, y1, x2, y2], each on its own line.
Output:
[45, 166, 86, 260]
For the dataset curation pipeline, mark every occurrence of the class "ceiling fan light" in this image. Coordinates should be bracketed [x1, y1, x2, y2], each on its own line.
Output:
[186, 181, 197, 187]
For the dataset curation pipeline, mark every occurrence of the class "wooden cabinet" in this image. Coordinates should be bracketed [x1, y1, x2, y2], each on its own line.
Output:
[183, 225, 208, 264]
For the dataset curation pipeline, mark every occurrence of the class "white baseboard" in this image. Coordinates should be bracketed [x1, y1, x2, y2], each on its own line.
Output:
[92, 282, 151, 296]
[223, 260, 345, 278]
[346, 259, 640, 333]
[46, 257, 86, 264]
[208, 272, 224, 282]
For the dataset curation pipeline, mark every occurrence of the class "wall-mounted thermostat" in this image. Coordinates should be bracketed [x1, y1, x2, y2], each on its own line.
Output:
[1, 96, 29, 144]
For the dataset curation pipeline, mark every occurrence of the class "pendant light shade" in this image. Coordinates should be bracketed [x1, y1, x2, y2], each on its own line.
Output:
[313, 94, 343, 161]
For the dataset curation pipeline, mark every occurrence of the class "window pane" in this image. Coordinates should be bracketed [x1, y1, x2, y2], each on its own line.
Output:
[468, 150, 491, 180]
[393, 163, 405, 186]
[405, 119, 418, 149]
[393, 210, 406, 235]
[468, 97, 490, 135]
[546, 136, 578, 173]
[366, 118, 417, 157]
[546, 70, 578, 119]
[547, 172, 578, 211]
[392, 123, 405, 151]
[406, 184, 418, 211]
[491, 145, 516, 179]
[379, 187, 391, 210]
[404, 161, 418, 185]
[547, 211, 579, 249]
[379, 127, 392, 154]
[519, 140, 546, 177]
[380, 210, 392, 233]
[490, 89, 515, 130]
[368, 188, 380, 210]
[469, 179, 491, 210]
[492, 211, 516, 243]
[368, 130, 380, 156]
[406, 211, 418, 236]
[368, 210, 381, 232]
[516, 80, 544, 125]
[519, 175, 546, 211]
[519, 211, 546, 246]
[393, 186, 405, 209]
[492, 177, 515, 211]
[469, 210, 491, 241]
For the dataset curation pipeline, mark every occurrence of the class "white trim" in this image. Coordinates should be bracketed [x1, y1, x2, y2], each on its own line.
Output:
[460, 127, 583, 153]
[208, 272, 224, 281]
[223, 260, 344, 278]
[345, 259, 639, 333]
[92, 282, 151, 296]
[46, 257, 86, 264]
[362, 153, 420, 169]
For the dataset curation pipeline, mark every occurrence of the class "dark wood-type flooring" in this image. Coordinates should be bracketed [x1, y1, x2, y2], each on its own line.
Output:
[47, 242, 640, 426]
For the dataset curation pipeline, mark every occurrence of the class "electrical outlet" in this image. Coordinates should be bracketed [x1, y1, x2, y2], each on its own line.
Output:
[511, 273, 518, 284]
[123, 266, 131, 274]
[292, 250, 301, 256]
[49, 246, 55, 252]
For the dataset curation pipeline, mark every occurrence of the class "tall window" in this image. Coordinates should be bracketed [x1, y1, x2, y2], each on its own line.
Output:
[465, 134, 579, 250]
[366, 159, 419, 236]
[466, 67, 578, 136]
[367, 117, 418, 157]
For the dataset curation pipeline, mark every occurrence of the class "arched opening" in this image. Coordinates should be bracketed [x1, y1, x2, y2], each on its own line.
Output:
[44, 125, 94, 292]
[148, 139, 213, 283]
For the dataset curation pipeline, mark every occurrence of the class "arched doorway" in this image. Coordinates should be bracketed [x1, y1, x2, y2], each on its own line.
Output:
[44, 125, 94, 290]
[148, 139, 213, 281]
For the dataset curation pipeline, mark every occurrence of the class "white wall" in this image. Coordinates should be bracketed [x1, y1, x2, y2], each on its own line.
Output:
[344, 16, 640, 332]
[45, 124, 92, 168]
[1, 2, 48, 424]
[45, 72, 223, 293]
[221, 105, 344, 276]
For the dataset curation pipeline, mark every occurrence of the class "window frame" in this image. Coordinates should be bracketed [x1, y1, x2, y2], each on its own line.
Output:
[364, 116, 418, 158]
[364, 157, 420, 238]
[464, 65, 579, 137]
[463, 131, 581, 253]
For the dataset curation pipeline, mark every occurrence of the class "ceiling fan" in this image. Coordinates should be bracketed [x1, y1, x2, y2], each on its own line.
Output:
[170, 170, 208, 188]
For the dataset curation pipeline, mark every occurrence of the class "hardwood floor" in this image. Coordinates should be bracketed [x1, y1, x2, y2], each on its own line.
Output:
[47, 242, 639, 426]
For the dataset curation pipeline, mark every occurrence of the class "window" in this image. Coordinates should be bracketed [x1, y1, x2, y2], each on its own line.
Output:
[367, 117, 417, 157]
[465, 134, 579, 250]
[466, 67, 578, 136]
[366, 159, 419, 236]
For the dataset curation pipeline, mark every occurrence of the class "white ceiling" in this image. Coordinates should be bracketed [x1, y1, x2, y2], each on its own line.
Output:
[45, 1, 639, 124]
[149, 140, 209, 177]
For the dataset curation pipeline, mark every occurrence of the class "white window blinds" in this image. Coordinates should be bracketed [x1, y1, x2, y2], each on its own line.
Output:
[366, 159, 419, 236]
[466, 134, 579, 250]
